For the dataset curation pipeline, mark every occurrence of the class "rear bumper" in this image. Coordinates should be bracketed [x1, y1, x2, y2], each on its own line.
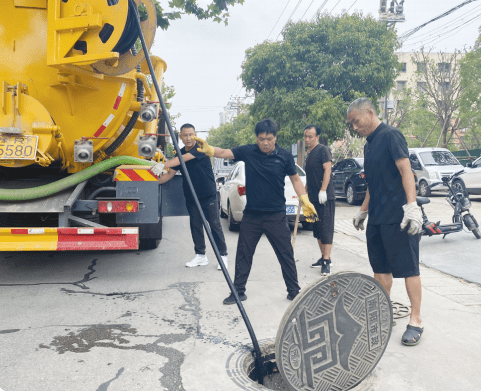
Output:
[0, 227, 138, 251]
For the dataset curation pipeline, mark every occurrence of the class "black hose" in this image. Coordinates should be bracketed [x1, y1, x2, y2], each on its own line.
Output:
[127, 0, 266, 384]
[104, 45, 143, 155]
[88, 187, 116, 200]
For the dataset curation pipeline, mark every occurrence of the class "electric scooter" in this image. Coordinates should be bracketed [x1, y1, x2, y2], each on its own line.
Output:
[416, 170, 481, 239]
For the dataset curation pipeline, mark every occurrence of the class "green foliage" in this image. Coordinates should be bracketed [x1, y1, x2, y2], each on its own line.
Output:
[240, 12, 400, 148]
[459, 45, 481, 149]
[152, 0, 244, 30]
[206, 113, 255, 149]
[242, 13, 400, 102]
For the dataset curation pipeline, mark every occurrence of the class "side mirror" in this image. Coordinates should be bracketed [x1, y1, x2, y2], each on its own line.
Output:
[466, 163, 472, 168]
[216, 177, 225, 184]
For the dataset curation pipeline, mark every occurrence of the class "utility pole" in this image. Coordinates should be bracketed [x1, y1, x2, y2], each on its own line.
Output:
[379, 1, 405, 124]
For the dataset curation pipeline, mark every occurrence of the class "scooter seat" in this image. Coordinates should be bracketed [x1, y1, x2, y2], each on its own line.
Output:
[416, 196, 430, 206]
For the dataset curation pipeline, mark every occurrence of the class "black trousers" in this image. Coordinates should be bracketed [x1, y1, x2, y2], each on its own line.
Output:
[234, 210, 300, 295]
[185, 194, 228, 256]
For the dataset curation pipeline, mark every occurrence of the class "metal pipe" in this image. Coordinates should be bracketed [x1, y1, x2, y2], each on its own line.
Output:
[128, 0, 266, 384]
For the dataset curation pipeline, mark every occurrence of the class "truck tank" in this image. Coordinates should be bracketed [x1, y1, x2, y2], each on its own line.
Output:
[0, 0, 183, 251]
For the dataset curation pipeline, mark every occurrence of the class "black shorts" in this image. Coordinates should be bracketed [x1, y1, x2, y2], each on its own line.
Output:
[366, 223, 420, 278]
[312, 200, 335, 244]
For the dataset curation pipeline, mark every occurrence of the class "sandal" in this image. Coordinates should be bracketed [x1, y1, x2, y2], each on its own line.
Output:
[402, 324, 423, 346]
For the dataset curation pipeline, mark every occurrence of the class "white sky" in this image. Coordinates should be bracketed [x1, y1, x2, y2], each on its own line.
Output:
[151, 0, 481, 137]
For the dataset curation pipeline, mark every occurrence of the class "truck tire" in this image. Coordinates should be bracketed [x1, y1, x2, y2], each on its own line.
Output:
[418, 180, 431, 197]
[228, 204, 240, 231]
[139, 238, 161, 249]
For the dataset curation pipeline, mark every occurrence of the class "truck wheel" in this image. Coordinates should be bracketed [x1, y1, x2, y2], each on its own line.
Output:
[228, 204, 239, 231]
[139, 238, 161, 249]
[418, 180, 431, 197]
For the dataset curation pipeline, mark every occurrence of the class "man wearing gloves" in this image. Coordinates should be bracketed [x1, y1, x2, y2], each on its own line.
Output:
[193, 119, 318, 304]
[347, 98, 424, 346]
[152, 123, 228, 271]
[304, 125, 335, 275]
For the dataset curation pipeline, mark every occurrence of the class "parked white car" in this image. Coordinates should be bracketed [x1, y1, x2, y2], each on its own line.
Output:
[457, 156, 481, 196]
[217, 161, 307, 231]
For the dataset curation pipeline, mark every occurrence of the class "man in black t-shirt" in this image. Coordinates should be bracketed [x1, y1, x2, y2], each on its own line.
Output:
[347, 98, 424, 347]
[192, 119, 318, 304]
[154, 123, 228, 270]
[304, 125, 335, 275]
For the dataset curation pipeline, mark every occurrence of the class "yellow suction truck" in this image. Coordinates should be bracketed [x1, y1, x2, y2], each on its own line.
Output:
[0, 0, 176, 251]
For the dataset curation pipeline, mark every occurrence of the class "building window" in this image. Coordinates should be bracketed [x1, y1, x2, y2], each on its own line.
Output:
[417, 62, 427, 73]
[417, 82, 427, 93]
[400, 62, 407, 72]
[438, 62, 450, 73]
[438, 82, 450, 92]
[397, 81, 407, 90]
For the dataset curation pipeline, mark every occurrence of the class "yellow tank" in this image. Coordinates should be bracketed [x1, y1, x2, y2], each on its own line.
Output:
[0, 0, 166, 173]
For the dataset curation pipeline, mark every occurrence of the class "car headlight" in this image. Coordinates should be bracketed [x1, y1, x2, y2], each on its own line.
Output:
[428, 171, 438, 179]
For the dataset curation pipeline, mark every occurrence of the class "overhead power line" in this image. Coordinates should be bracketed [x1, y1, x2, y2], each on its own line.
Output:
[399, 0, 480, 42]
[330, 0, 342, 13]
[276, 0, 305, 39]
[311, 0, 329, 21]
[267, 0, 293, 39]
[300, 0, 316, 20]
[347, 0, 359, 12]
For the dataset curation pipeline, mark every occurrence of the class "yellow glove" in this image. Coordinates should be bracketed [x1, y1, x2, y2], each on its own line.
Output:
[192, 136, 214, 157]
[299, 194, 318, 223]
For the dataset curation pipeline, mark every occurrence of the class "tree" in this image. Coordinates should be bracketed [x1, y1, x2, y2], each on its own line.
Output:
[459, 40, 481, 149]
[152, 0, 244, 30]
[206, 112, 255, 149]
[410, 48, 465, 149]
[240, 12, 400, 147]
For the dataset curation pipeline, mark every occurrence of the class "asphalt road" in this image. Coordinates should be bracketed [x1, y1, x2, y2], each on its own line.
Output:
[1, 194, 480, 391]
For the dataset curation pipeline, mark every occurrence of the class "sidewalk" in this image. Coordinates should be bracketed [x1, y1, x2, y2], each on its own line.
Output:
[185, 210, 481, 391]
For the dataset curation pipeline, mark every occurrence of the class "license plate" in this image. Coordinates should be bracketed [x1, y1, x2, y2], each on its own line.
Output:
[286, 205, 296, 214]
[0, 135, 38, 160]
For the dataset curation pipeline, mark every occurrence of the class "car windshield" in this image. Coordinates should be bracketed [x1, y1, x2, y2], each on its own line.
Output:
[354, 158, 364, 167]
[419, 151, 459, 166]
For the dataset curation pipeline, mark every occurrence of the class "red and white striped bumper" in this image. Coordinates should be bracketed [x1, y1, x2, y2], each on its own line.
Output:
[0, 227, 138, 251]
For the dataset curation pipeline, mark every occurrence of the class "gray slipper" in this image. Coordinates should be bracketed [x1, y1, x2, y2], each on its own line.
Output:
[402, 324, 423, 346]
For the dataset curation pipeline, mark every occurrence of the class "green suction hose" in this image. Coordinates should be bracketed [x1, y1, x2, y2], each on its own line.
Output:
[0, 156, 155, 201]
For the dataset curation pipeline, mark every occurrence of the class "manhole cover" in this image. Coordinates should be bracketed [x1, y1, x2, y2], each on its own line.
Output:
[275, 272, 392, 391]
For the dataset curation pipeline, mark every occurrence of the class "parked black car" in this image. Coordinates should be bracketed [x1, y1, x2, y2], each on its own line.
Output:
[331, 158, 367, 205]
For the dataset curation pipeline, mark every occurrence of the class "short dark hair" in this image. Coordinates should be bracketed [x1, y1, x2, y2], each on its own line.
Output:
[255, 119, 278, 137]
[304, 124, 321, 136]
[180, 123, 195, 132]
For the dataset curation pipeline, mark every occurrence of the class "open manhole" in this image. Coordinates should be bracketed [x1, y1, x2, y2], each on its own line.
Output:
[227, 272, 392, 391]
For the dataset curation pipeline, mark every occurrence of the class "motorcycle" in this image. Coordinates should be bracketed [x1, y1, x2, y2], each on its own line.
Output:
[416, 170, 481, 240]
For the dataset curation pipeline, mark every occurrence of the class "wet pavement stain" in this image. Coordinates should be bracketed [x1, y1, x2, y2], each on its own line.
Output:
[96, 367, 124, 391]
[0, 329, 20, 334]
[40, 324, 187, 391]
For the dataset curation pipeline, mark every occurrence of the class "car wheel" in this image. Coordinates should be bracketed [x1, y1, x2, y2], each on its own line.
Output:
[218, 193, 227, 218]
[452, 179, 466, 195]
[346, 183, 356, 205]
[418, 180, 431, 197]
[228, 204, 240, 231]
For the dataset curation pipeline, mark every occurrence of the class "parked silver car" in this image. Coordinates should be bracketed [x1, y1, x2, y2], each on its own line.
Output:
[217, 162, 307, 231]
[458, 156, 481, 196]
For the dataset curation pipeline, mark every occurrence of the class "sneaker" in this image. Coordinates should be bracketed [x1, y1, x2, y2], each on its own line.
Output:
[217, 256, 228, 270]
[223, 292, 247, 305]
[311, 258, 324, 268]
[186, 254, 208, 267]
[320, 259, 331, 276]
[287, 292, 299, 301]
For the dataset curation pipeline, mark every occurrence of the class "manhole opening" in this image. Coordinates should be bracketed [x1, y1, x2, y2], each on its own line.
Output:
[243, 341, 291, 391]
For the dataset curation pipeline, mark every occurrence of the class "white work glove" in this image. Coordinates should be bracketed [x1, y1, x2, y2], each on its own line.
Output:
[353, 210, 368, 231]
[318, 190, 327, 204]
[150, 162, 166, 177]
[400, 202, 423, 235]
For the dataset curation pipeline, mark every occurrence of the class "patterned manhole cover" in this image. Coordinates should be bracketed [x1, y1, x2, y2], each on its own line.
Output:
[275, 272, 392, 391]
[391, 301, 411, 319]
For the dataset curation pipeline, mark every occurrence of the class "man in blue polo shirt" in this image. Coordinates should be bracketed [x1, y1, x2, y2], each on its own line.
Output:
[193, 119, 318, 304]
[347, 98, 424, 346]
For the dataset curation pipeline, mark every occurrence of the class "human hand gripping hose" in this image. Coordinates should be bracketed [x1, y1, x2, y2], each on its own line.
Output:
[353, 210, 368, 230]
[299, 194, 318, 223]
[127, 0, 266, 384]
[400, 202, 423, 235]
